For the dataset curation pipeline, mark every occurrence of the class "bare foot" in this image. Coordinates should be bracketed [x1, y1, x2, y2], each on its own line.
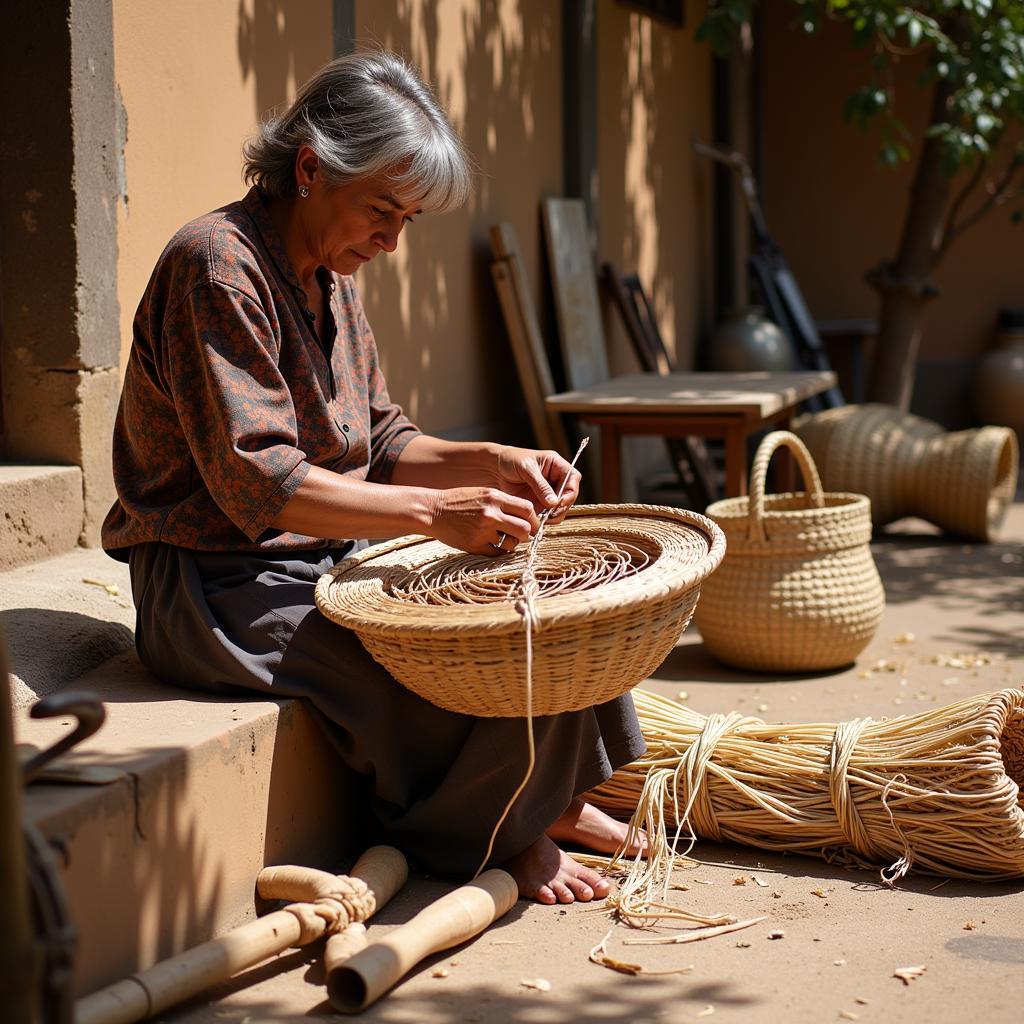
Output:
[546, 798, 648, 857]
[501, 834, 613, 905]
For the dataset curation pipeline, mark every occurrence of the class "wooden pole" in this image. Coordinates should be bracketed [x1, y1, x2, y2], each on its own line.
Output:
[0, 622, 39, 1022]
[328, 868, 519, 1013]
[75, 845, 407, 1024]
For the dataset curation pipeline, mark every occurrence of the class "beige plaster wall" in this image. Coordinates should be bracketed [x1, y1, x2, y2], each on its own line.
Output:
[113, 0, 332, 372]
[354, 0, 562, 437]
[760, 10, 1024, 366]
[597, 6, 715, 377]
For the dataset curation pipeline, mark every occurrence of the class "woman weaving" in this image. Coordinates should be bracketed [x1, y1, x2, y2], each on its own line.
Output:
[103, 52, 645, 905]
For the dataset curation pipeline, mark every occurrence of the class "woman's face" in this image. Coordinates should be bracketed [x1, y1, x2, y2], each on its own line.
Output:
[301, 170, 423, 277]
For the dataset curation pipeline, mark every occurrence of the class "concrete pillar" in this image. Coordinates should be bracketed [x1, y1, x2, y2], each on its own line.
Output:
[0, 0, 121, 545]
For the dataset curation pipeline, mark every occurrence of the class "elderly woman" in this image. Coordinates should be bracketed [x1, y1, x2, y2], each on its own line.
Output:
[103, 51, 644, 905]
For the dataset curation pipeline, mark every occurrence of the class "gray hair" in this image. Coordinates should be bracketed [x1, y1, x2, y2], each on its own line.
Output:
[243, 51, 473, 210]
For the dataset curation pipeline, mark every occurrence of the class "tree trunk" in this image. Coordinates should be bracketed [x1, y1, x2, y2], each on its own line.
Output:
[866, 79, 957, 411]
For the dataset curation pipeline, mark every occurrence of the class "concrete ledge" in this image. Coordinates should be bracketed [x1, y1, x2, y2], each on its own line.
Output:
[16, 651, 361, 997]
[0, 546, 133, 709]
[0, 464, 83, 570]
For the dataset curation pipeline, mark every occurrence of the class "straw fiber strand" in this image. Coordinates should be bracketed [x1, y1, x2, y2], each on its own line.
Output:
[316, 505, 725, 717]
[591, 687, 1024, 885]
[694, 431, 884, 672]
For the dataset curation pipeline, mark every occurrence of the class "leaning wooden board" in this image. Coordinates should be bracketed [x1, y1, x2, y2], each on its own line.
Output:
[489, 223, 569, 454]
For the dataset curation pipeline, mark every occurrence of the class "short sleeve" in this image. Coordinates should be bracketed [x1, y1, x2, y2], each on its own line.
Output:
[164, 282, 310, 540]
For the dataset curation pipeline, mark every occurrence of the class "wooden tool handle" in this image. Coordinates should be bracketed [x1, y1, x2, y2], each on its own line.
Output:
[75, 846, 408, 1024]
[328, 868, 519, 1013]
[257, 844, 407, 907]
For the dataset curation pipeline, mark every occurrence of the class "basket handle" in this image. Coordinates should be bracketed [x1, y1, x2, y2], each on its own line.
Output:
[749, 431, 825, 544]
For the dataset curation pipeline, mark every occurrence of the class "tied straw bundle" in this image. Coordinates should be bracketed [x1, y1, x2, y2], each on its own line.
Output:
[589, 687, 1024, 921]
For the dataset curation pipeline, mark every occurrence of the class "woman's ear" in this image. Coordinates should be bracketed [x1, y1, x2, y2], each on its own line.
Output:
[295, 144, 320, 190]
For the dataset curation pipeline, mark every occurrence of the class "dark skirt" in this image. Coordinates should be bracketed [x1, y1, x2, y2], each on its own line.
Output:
[128, 542, 646, 875]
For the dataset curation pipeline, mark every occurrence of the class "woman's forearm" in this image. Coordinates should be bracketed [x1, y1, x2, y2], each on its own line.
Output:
[270, 464, 439, 539]
[389, 434, 502, 489]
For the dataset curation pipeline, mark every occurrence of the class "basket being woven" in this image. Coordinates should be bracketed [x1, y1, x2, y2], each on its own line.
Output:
[694, 431, 885, 672]
[315, 504, 725, 717]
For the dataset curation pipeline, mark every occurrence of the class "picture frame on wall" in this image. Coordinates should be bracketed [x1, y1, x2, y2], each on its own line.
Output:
[617, 0, 685, 27]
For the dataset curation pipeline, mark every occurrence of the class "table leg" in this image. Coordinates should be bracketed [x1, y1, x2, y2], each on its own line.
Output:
[600, 425, 622, 503]
[724, 424, 748, 496]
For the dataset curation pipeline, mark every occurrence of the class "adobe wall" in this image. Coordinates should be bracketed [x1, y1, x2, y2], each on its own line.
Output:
[760, 10, 1024, 425]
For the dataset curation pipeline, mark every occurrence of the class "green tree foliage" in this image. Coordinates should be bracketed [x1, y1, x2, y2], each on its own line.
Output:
[697, 1, 1024, 410]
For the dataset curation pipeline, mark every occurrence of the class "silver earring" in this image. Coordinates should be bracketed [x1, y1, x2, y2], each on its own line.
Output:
[299, 186, 310, 198]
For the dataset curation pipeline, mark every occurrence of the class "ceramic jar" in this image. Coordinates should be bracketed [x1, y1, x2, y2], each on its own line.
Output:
[709, 307, 794, 372]
[972, 308, 1024, 446]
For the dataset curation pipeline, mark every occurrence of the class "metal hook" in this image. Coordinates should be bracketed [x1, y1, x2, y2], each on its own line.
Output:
[21, 693, 106, 785]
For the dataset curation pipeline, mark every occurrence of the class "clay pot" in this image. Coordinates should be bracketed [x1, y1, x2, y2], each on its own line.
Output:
[709, 307, 794, 372]
[794, 404, 1019, 542]
[972, 308, 1024, 445]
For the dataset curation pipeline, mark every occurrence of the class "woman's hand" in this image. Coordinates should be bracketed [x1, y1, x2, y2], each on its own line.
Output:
[429, 487, 541, 556]
[494, 447, 582, 525]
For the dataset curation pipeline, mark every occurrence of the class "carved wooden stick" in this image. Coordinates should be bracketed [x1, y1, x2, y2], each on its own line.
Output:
[328, 868, 518, 1013]
[75, 845, 408, 1024]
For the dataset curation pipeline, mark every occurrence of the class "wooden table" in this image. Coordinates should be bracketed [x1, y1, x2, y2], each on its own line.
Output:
[545, 371, 837, 500]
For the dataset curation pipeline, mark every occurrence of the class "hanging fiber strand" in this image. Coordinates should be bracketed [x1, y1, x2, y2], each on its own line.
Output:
[588, 686, 1024, 913]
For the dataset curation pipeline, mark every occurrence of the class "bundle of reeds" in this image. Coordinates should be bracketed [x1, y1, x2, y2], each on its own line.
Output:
[590, 687, 1024, 914]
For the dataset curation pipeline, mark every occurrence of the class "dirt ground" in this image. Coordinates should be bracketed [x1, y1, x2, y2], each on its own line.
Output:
[176, 502, 1024, 1024]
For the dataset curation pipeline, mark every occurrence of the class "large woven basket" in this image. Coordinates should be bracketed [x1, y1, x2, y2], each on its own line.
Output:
[694, 431, 885, 672]
[794, 404, 1019, 542]
[315, 504, 725, 717]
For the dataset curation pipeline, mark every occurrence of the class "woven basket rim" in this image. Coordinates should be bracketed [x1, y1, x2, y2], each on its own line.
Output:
[315, 503, 726, 638]
[705, 490, 871, 523]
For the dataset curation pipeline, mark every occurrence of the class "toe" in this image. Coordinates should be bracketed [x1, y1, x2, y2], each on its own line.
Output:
[551, 880, 576, 904]
[534, 884, 557, 905]
[578, 864, 611, 895]
[566, 877, 594, 901]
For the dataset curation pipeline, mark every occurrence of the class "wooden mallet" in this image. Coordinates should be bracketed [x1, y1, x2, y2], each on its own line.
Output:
[75, 845, 408, 1024]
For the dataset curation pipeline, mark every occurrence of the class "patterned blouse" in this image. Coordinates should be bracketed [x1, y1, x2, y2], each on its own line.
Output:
[101, 187, 421, 560]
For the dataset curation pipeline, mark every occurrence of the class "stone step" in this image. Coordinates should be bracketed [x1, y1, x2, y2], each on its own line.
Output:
[0, 464, 84, 570]
[0, 545, 134, 710]
[14, 651, 359, 999]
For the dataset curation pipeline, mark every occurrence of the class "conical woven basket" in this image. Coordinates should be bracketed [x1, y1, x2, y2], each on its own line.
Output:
[794, 403, 1019, 541]
[694, 432, 885, 672]
[315, 504, 725, 717]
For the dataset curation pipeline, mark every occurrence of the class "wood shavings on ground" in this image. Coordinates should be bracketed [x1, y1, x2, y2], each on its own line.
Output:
[733, 876, 748, 885]
[964, 921, 977, 930]
[810, 888, 829, 898]
[891, 632, 916, 644]
[751, 875, 769, 887]
[587, 930, 693, 976]
[929, 651, 1004, 669]
[82, 577, 120, 596]
[833, 959, 846, 966]
[623, 917, 766, 947]
[431, 967, 449, 978]
[520, 977, 551, 991]
[839, 1011, 859, 1021]
[696, 1006, 715, 1017]
[893, 964, 926, 985]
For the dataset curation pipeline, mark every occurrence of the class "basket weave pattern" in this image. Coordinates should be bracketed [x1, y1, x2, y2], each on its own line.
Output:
[694, 432, 885, 672]
[315, 504, 725, 717]
[795, 404, 1019, 541]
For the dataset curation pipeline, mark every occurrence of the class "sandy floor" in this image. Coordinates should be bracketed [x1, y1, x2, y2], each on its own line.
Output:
[175, 502, 1024, 1024]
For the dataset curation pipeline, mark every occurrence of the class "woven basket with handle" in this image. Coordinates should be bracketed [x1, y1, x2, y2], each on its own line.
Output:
[693, 431, 885, 673]
[315, 504, 725, 717]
